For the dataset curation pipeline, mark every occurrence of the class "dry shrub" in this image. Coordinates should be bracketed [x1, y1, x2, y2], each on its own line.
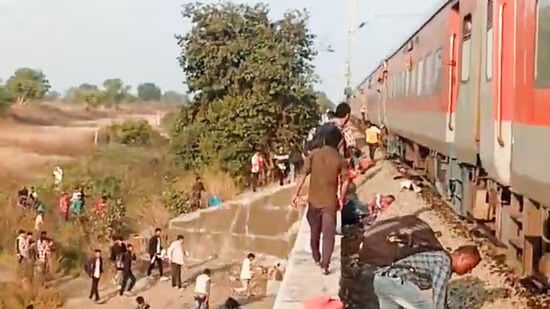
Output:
[201, 168, 238, 202]
[0, 281, 62, 309]
[130, 196, 171, 233]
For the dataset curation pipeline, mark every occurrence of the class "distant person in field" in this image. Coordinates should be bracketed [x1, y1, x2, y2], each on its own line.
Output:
[274, 146, 290, 186]
[194, 268, 212, 309]
[250, 148, 264, 192]
[16, 229, 27, 263]
[191, 176, 206, 208]
[58, 192, 70, 221]
[36, 231, 53, 274]
[70, 188, 84, 217]
[95, 196, 107, 217]
[17, 187, 29, 208]
[87, 249, 103, 303]
[365, 121, 382, 160]
[292, 126, 349, 275]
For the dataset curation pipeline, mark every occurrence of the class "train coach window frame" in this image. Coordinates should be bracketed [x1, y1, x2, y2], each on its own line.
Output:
[434, 48, 443, 93]
[535, 0, 550, 88]
[461, 14, 473, 82]
[486, 0, 494, 80]
[424, 53, 434, 96]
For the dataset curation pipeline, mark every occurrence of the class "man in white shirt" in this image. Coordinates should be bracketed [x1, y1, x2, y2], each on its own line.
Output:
[236, 253, 255, 297]
[167, 235, 189, 289]
[87, 249, 103, 302]
[251, 149, 264, 192]
[194, 268, 211, 309]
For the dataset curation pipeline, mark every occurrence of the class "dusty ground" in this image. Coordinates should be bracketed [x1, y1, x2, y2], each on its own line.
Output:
[0, 102, 169, 188]
[355, 159, 547, 309]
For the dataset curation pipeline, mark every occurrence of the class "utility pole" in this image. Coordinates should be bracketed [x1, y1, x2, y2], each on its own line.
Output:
[345, 0, 356, 100]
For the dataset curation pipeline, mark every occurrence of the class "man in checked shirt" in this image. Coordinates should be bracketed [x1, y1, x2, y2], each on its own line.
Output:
[373, 245, 481, 309]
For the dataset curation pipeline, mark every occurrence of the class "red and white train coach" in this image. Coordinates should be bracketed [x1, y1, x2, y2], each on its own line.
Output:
[351, 0, 550, 282]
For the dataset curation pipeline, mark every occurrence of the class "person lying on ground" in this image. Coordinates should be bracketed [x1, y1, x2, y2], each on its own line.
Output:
[292, 126, 350, 275]
[366, 194, 395, 222]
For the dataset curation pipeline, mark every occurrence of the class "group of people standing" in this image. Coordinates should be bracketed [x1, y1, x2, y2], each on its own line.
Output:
[15, 230, 54, 278]
[291, 102, 483, 308]
[250, 145, 304, 192]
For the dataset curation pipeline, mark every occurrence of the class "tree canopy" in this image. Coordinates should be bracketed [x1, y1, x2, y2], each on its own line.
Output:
[103, 78, 131, 104]
[0, 83, 12, 114]
[315, 91, 334, 112]
[137, 83, 162, 101]
[6, 68, 50, 104]
[172, 2, 319, 180]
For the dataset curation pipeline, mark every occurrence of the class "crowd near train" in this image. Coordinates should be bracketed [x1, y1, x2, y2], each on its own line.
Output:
[350, 0, 550, 284]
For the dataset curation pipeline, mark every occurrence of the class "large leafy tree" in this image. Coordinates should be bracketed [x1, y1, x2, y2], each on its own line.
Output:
[6, 68, 50, 104]
[315, 91, 334, 113]
[173, 2, 320, 180]
[137, 83, 162, 101]
[65, 83, 105, 107]
[103, 78, 131, 105]
[0, 83, 13, 114]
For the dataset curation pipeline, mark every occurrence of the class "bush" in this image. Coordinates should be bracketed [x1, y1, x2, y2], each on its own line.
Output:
[101, 119, 163, 146]
[161, 187, 195, 217]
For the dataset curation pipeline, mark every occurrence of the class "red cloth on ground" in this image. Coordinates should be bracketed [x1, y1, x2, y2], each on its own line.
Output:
[303, 296, 343, 309]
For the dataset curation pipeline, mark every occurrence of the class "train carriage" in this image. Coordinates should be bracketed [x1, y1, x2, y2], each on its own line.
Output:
[351, 0, 550, 284]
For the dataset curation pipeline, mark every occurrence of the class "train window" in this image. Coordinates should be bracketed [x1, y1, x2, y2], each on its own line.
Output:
[424, 53, 433, 95]
[486, 0, 494, 80]
[535, 0, 550, 88]
[417, 58, 424, 96]
[461, 14, 473, 82]
[406, 69, 411, 97]
[434, 48, 443, 93]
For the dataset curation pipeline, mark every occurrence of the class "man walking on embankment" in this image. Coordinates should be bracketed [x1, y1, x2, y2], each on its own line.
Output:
[293, 126, 350, 275]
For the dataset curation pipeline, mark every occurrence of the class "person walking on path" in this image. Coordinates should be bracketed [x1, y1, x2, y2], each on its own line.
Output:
[373, 246, 481, 309]
[360, 104, 367, 123]
[167, 235, 189, 289]
[147, 228, 168, 280]
[191, 177, 206, 209]
[251, 149, 264, 192]
[194, 268, 212, 309]
[306, 103, 354, 160]
[87, 249, 103, 303]
[120, 244, 137, 296]
[288, 145, 304, 183]
[274, 146, 290, 186]
[365, 121, 382, 161]
[292, 127, 350, 275]
[36, 231, 53, 275]
[110, 236, 126, 288]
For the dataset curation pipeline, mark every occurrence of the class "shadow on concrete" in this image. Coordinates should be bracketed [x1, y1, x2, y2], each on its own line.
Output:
[447, 276, 510, 309]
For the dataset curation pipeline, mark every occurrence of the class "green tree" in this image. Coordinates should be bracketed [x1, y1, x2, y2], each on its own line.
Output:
[0, 83, 13, 114]
[137, 83, 161, 101]
[66, 84, 105, 107]
[162, 91, 188, 105]
[6, 68, 50, 104]
[315, 91, 334, 113]
[103, 78, 131, 105]
[173, 2, 319, 180]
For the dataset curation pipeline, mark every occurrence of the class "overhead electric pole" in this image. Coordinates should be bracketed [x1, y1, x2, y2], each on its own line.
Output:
[345, 0, 356, 100]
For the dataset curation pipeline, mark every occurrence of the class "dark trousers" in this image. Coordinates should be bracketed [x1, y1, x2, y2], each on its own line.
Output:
[251, 172, 259, 192]
[171, 263, 182, 288]
[120, 271, 136, 295]
[89, 277, 100, 301]
[147, 255, 163, 276]
[306, 205, 337, 269]
[367, 143, 377, 160]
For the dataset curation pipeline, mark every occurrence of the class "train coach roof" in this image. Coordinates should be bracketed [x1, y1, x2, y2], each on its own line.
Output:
[356, 0, 452, 91]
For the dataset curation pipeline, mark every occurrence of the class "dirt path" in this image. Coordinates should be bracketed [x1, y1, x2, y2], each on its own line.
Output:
[0, 103, 169, 188]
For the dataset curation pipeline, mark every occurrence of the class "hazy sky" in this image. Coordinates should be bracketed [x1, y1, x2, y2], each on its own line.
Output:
[0, 0, 441, 102]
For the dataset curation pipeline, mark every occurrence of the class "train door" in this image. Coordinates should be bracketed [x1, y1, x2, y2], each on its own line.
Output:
[492, 0, 515, 241]
[446, 3, 460, 143]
